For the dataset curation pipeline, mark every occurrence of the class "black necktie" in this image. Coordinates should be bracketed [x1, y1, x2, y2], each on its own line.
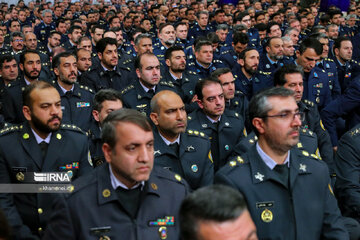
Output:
[211, 122, 220, 172]
[273, 164, 289, 188]
[65, 91, 72, 98]
[169, 142, 179, 155]
[115, 185, 142, 218]
[39, 141, 48, 160]
[148, 89, 155, 97]
[107, 70, 116, 78]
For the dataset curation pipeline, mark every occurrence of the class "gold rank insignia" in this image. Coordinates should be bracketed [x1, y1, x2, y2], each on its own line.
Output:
[16, 172, 24, 181]
[302, 151, 309, 157]
[102, 189, 111, 198]
[151, 183, 158, 190]
[56, 133, 61, 140]
[261, 209, 273, 223]
[174, 174, 182, 182]
[237, 156, 244, 163]
[23, 133, 29, 139]
[229, 161, 236, 167]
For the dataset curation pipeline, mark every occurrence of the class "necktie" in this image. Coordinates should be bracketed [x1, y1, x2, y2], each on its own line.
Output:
[115, 185, 142, 218]
[169, 142, 179, 155]
[273, 164, 289, 188]
[65, 91, 72, 98]
[107, 70, 116, 78]
[39, 141, 48, 160]
[148, 89, 155, 97]
[211, 122, 220, 172]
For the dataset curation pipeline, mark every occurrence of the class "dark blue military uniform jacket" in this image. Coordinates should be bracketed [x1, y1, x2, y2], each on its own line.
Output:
[318, 58, 341, 99]
[187, 109, 245, 170]
[88, 119, 105, 167]
[215, 145, 348, 240]
[43, 164, 188, 240]
[34, 22, 56, 44]
[187, 59, 226, 80]
[121, 79, 177, 116]
[335, 124, 360, 222]
[153, 129, 213, 190]
[0, 122, 92, 239]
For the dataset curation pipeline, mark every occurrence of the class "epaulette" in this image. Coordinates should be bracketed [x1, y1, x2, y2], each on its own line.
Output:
[0, 124, 21, 136]
[6, 80, 20, 88]
[300, 149, 320, 160]
[303, 99, 314, 107]
[300, 128, 315, 137]
[187, 129, 208, 139]
[60, 124, 85, 134]
[187, 71, 197, 75]
[185, 45, 192, 50]
[188, 62, 195, 66]
[325, 58, 334, 62]
[228, 155, 246, 167]
[259, 71, 271, 75]
[159, 81, 174, 87]
[349, 127, 360, 137]
[248, 135, 258, 144]
[121, 84, 134, 95]
[235, 90, 244, 95]
[230, 112, 240, 118]
[39, 51, 46, 55]
[79, 84, 94, 94]
[213, 59, 223, 63]
[153, 167, 187, 186]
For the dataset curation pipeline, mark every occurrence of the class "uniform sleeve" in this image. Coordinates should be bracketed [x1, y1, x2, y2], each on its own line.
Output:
[199, 149, 214, 187]
[331, 68, 341, 100]
[42, 195, 76, 240]
[1, 89, 20, 124]
[321, 80, 360, 146]
[78, 134, 93, 175]
[334, 135, 360, 219]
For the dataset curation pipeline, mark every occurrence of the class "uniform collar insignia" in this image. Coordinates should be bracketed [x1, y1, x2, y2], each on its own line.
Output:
[255, 172, 264, 181]
[299, 164, 307, 172]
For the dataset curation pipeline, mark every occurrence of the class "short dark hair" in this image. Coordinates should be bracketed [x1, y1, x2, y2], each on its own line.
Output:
[233, 32, 249, 45]
[96, 37, 117, 54]
[20, 49, 39, 65]
[93, 89, 123, 112]
[0, 54, 15, 69]
[238, 48, 258, 60]
[68, 25, 82, 34]
[52, 51, 76, 69]
[179, 185, 247, 240]
[195, 78, 221, 100]
[333, 36, 351, 52]
[211, 68, 231, 79]
[23, 81, 55, 109]
[298, 37, 322, 56]
[134, 52, 157, 70]
[165, 45, 184, 60]
[109, 16, 120, 25]
[267, 21, 280, 34]
[249, 87, 294, 135]
[90, 24, 104, 34]
[273, 64, 304, 86]
[194, 39, 212, 52]
[101, 108, 152, 149]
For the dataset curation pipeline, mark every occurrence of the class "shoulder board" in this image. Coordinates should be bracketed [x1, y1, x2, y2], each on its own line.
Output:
[300, 149, 320, 160]
[188, 62, 195, 66]
[79, 85, 94, 93]
[349, 127, 360, 137]
[0, 125, 21, 136]
[300, 128, 315, 137]
[185, 46, 192, 50]
[153, 167, 187, 186]
[186, 129, 208, 139]
[248, 135, 258, 144]
[186, 70, 197, 75]
[228, 155, 246, 167]
[159, 81, 175, 87]
[60, 124, 85, 134]
[325, 58, 334, 62]
[121, 84, 134, 95]
[303, 99, 314, 107]
[235, 90, 244, 95]
[259, 71, 271, 75]
[213, 59, 223, 63]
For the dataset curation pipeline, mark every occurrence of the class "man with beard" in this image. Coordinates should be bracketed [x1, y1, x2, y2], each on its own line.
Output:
[187, 78, 246, 172]
[0, 80, 92, 239]
[89, 89, 123, 167]
[2, 50, 42, 123]
[61, 25, 82, 51]
[80, 37, 132, 92]
[121, 53, 177, 116]
[153, 23, 176, 63]
[52, 51, 94, 131]
[232, 48, 271, 100]
[150, 90, 213, 190]
[162, 46, 198, 109]
[90, 25, 104, 55]
[258, 37, 287, 73]
[43, 31, 61, 58]
[215, 87, 348, 240]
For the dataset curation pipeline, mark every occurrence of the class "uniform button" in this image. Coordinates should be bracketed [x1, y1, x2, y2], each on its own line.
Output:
[38, 227, 43, 233]
[38, 208, 43, 214]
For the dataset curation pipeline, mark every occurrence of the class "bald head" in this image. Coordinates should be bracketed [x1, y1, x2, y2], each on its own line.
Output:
[150, 90, 187, 141]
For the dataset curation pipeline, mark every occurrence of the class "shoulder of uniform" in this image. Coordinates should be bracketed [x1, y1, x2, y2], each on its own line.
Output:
[188, 62, 195, 66]
[121, 84, 134, 95]
[300, 128, 315, 138]
[226, 110, 241, 119]
[227, 155, 248, 168]
[60, 124, 86, 134]
[78, 84, 94, 94]
[186, 129, 209, 139]
[347, 125, 360, 138]
[159, 81, 175, 88]
[299, 149, 320, 160]
[152, 167, 188, 187]
[235, 90, 245, 96]
[303, 99, 315, 107]
[325, 58, 334, 62]
[259, 71, 271, 75]
[213, 59, 223, 63]
[0, 124, 22, 136]
[6, 81, 20, 88]
[185, 45, 192, 50]
[186, 70, 197, 75]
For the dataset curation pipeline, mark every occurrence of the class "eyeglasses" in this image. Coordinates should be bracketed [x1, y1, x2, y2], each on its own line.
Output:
[261, 111, 305, 122]
[13, 39, 23, 42]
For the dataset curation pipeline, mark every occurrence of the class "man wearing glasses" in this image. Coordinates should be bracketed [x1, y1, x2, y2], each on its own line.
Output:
[215, 87, 348, 239]
[274, 64, 335, 181]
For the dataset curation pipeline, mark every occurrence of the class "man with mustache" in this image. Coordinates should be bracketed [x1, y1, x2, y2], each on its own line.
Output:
[150, 90, 213, 190]
[153, 23, 176, 63]
[0, 80, 92, 239]
[187, 78, 246, 172]
[2, 50, 43, 124]
[52, 51, 94, 132]
[215, 87, 348, 240]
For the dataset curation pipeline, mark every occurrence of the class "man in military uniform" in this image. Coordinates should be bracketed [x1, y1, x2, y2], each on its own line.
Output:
[180, 185, 258, 240]
[274, 65, 336, 177]
[43, 108, 188, 239]
[43, 31, 61, 58]
[214, 87, 348, 239]
[34, 9, 55, 45]
[153, 23, 176, 64]
[258, 37, 286, 73]
[89, 89, 123, 167]
[52, 52, 94, 132]
[61, 25, 82, 51]
[80, 37, 132, 92]
[0, 54, 18, 90]
[162, 46, 198, 109]
[187, 40, 225, 80]
[188, 78, 245, 172]
[236, 12, 261, 52]
[188, 11, 211, 40]
[219, 32, 249, 70]
[76, 48, 92, 77]
[211, 68, 249, 130]
[0, 81, 92, 239]
[89, 25, 104, 55]
[121, 52, 176, 116]
[7, 31, 24, 56]
[2, 50, 42, 124]
[150, 90, 213, 190]
[295, 38, 332, 111]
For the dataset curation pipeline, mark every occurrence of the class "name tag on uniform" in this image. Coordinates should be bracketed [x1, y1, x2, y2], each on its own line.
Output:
[256, 201, 274, 209]
[76, 102, 90, 108]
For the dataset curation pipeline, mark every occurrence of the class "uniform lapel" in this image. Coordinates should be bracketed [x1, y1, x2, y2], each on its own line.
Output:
[20, 123, 43, 169]
[42, 130, 65, 170]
